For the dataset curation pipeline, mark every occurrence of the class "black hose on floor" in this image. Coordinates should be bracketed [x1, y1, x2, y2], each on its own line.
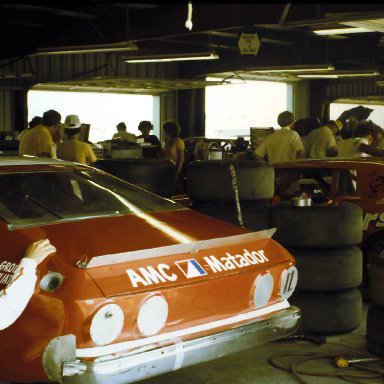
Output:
[268, 351, 384, 384]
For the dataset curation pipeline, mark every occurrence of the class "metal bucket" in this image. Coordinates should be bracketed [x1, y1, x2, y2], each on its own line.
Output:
[208, 149, 223, 160]
[291, 197, 312, 207]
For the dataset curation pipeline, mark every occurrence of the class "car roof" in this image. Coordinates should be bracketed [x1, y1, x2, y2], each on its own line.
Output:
[0, 155, 81, 167]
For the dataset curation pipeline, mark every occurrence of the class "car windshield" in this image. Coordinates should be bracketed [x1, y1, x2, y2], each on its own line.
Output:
[0, 168, 181, 228]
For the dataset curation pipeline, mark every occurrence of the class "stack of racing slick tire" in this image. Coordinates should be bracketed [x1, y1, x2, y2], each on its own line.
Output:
[270, 202, 364, 335]
[366, 251, 384, 355]
[184, 160, 274, 231]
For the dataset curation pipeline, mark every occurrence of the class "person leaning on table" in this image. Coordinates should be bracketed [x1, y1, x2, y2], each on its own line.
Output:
[0, 239, 56, 330]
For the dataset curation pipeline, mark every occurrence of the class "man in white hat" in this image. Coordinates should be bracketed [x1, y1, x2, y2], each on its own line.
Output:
[57, 115, 97, 165]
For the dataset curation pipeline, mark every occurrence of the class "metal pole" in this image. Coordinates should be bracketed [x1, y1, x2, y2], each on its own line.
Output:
[228, 163, 244, 227]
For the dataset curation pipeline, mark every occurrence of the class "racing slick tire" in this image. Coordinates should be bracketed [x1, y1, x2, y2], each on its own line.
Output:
[290, 247, 363, 292]
[185, 160, 274, 202]
[290, 289, 362, 335]
[367, 304, 384, 355]
[191, 202, 271, 231]
[362, 235, 384, 301]
[94, 159, 177, 197]
[369, 252, 384, 306]
[270, 202, 363, 248]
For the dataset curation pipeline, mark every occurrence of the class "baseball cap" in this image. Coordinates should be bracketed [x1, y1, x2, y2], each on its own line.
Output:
[64, 115, 81, 129]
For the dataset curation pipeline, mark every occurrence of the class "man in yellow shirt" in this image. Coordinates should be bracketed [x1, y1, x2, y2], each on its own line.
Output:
[163, 121, 185, 177]
[57, 115, 97, 165]
[19, 110, 61, 158]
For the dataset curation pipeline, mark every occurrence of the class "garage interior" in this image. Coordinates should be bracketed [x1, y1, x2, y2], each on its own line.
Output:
[1, 3, 384, 384]
[1, 3, 384, 133]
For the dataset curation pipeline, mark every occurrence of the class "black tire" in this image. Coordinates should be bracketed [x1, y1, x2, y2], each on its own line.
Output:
[361, 233, 384, 299]
[94, 159, 177, 197]
[369, 254, 384, 306]
[367, 304, 384, 355]
[290, 247, 362, 292]
[191, 202, 271, 231]
[185, 160, 274, 202]
[290, 289, 362, 335]
[270, 202, 363, 248]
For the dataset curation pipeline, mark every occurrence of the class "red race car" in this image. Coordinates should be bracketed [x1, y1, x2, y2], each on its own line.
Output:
[0, 156, 299, 384]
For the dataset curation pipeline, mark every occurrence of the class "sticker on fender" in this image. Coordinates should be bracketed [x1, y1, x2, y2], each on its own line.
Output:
[126, 248, 269, 288]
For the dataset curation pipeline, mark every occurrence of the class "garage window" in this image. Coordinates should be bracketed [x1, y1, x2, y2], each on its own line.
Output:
[27, 90, 159, 143]
[205, 78, 289, 138]
[330, 102, 384, 126]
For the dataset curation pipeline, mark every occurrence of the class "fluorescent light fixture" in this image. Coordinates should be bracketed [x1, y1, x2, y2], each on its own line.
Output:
[250, 64, 335, 73]
[298, 70, 380, 79]
[298, 74, 339, 79]
[344, 20, 384, 33]
[36, 41, 138, 55]
[313, 27, 372, 35]
[0, 72, 34, 79]
[125, 52, 219, 63]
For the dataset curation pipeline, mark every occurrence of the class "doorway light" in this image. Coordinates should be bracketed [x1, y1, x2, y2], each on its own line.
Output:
[313, 27, 372, 35]
[35, 41, 138, 55]
[125, 52, 219, 63]
[249, 64, 335, 73]
[298, 70, 380, 79]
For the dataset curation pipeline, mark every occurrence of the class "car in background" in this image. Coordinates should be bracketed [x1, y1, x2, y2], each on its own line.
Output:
[0, 156, 300, 384]
[273, 157, 384, 277]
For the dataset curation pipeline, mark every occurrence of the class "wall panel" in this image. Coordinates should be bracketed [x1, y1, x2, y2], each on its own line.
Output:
[325, 79, 383, 100]
[0, 90, 14, 132]
[0, 54, 178, 133]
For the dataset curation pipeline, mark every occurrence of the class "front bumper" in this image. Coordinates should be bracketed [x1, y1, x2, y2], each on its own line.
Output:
[59, 305, 300, 384]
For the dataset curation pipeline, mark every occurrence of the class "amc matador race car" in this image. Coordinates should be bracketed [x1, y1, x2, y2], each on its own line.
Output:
[0, 156, 300, 384]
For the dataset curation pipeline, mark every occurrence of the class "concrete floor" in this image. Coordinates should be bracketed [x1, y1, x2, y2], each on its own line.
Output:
[141, 303, 383, 384]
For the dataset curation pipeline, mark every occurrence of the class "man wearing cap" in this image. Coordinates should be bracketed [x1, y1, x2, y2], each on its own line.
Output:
[304, 119, 343, 158]
[19, 109, 61, 158]
[57, 115, 97, 165]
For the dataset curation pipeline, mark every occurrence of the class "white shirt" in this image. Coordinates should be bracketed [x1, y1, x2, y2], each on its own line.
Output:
[304, 125, 336, 159]
[0, 258, 37, 330]
[255, 127, 304, 164]
[336, 137, 369, 158]
[112, 131, 137, 143]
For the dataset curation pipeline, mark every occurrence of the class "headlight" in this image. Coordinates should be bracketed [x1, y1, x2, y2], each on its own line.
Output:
[280, 266, 298, 300]
[90, 304, 124, 345]
[253, 273, 274, 308]
[40, 272, 63, 292]
[137, 295, 168, 337]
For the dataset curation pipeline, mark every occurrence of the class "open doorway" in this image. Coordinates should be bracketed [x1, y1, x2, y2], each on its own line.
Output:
[205, 78, 289, 138]
[27, 90, 160, 143]
[330, 102, 384, 127]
